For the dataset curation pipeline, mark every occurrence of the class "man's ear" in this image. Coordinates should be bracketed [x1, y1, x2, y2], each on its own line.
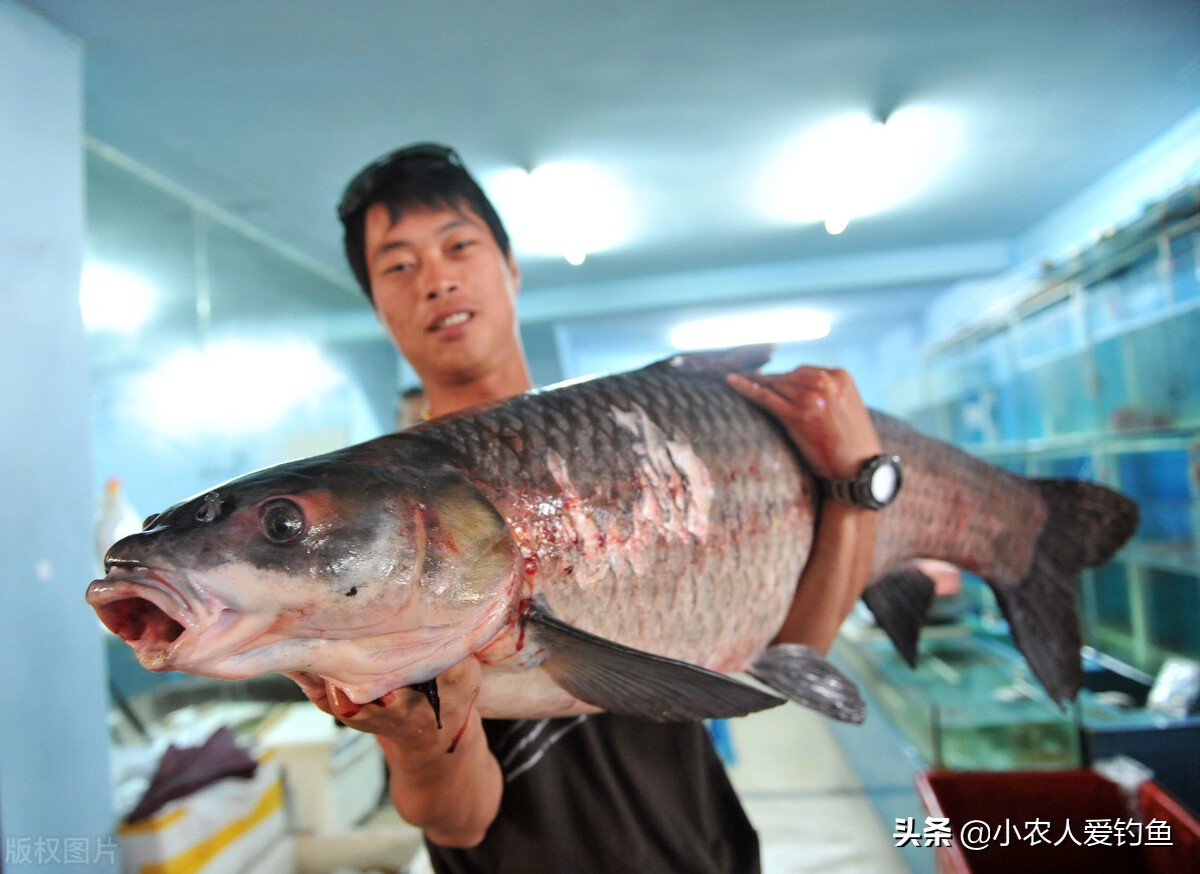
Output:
[506, 251, 521, 294]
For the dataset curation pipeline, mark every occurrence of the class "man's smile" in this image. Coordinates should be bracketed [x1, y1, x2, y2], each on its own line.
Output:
[429, 310, 474, 332]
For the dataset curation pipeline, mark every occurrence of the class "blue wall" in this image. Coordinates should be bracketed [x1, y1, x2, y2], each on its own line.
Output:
[0, 2, 117, 869]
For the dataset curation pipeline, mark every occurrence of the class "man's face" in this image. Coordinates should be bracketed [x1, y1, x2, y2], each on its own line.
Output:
[363, 203, 521, 384]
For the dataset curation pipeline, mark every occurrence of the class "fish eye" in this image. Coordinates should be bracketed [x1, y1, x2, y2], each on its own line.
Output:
[260, 499, 305, 544]
[142, 513, 160, 530]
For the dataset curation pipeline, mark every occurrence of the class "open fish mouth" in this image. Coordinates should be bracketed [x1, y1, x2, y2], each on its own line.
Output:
[86, 571, 193, 667]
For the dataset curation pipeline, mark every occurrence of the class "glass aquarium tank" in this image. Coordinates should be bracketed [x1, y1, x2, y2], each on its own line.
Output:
[840, 626, 1081, 770]
[861, 184, 1200, 780]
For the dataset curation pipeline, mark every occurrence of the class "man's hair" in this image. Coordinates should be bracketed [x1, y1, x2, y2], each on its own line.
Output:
[337, 144, 511, 301]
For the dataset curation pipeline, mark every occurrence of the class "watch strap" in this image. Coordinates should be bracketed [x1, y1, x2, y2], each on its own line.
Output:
[819, 454, 902, 510]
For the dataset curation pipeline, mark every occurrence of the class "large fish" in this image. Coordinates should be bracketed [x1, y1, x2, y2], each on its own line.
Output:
[87, 348, 1137, 724]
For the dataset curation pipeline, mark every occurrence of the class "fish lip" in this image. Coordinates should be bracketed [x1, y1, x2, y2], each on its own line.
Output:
[426, 307, 475, 333]
[86, 570, 198, 668]
[88, 570, 281, 676]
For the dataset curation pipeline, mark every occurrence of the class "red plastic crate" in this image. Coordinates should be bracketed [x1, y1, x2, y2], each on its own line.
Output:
[915, 770, 1200, 873]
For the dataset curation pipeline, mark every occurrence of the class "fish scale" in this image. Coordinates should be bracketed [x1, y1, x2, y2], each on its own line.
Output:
[417, 362, 812, 678]
[867, 413, 1048, 584]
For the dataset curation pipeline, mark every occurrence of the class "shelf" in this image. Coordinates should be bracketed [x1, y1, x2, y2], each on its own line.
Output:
[1119, 541, 1200, 577]
[1091, 289, 1200, 346]
[894, 182, 1200, 685]
[920, 189, 1200, 356]
[952, 425, 1200, 462]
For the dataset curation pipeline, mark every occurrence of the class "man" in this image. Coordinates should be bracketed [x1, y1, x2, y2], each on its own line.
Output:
[320, 143, 883, 872]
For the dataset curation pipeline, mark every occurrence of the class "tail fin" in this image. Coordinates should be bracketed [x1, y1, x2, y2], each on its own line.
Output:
[991, 479, 1138, 704]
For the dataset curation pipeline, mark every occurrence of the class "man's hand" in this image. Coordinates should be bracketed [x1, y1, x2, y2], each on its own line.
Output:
[300, 659, 481, 759]
[288, 659, 501, 847]
[726, 366, 880, 480]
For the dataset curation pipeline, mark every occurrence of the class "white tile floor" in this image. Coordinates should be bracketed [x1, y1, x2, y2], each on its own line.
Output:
[725, 705, 911, 874]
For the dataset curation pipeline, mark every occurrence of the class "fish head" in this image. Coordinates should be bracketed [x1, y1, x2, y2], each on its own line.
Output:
[86, 439, 521, 702]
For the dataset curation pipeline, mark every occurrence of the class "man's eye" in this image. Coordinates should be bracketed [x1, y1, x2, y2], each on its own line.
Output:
[449, 239, 475, 253]
[384, 261, 415, 274]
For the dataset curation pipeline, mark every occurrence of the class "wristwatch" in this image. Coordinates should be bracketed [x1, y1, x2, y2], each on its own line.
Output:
[820, 454, 903, 510]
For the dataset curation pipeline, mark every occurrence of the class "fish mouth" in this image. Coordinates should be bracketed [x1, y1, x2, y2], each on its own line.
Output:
[87, 567, 288, 677]
[86, 570, 194, 668]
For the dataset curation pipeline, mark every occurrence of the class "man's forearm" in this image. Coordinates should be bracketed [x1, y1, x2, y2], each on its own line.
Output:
[774, 502, 877, 654]
[378, 712, 502, 847]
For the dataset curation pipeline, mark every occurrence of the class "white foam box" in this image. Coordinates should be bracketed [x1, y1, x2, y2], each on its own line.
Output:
[118, 759, 287, 874]
[256, 702, 386, 833]
[245, 834, 295, 874]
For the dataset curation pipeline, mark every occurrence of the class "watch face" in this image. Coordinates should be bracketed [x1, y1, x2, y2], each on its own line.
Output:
[869, 462, 898, 504]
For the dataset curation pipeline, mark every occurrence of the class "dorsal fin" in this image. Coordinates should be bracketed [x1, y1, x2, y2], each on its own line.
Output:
[644, 344, 774, 375]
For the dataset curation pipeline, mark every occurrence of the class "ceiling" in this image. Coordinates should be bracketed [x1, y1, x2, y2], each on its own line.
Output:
[22, 0, 1200, 354]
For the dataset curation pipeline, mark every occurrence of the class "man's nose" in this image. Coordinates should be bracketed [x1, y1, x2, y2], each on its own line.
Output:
[422, 259, 458, 299]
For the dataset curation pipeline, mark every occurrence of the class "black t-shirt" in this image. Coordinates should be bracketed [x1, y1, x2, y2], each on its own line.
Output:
[425, 714, 761, 874]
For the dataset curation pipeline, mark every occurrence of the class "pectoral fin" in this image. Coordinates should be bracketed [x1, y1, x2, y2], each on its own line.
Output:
[525, 601, 786, 722]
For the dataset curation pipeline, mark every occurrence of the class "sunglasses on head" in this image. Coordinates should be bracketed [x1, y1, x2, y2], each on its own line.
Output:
[337, 143, 464, 222]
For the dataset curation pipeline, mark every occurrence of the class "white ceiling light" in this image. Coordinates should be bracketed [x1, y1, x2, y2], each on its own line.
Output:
[133, 339, 345, 436]
[80, 261, 157, 333]
[669, 307, 832, 350]
[484, 161, 633, 266]
[756, 106, 960, 234]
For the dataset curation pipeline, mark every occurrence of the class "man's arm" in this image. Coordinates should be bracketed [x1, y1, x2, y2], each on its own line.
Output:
[305, 658, 502, 847]
[728, 366, 880, 653]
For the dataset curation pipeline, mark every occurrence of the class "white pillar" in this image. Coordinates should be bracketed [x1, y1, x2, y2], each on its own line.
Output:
[0, 2, 117, 869]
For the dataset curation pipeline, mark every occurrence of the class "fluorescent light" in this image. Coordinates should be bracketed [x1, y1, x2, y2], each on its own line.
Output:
[669, 308, 832, 350]
[133, 339, 345, 436]
[484, 160, 632, 265]
[80, 262, 156, 332]
[823, 215, 850, 236]
[755, 106, 960, 232]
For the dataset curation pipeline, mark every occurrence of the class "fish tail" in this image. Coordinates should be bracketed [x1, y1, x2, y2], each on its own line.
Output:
[990, 478, 1138, 704]
[866, 413, 1139, 703]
